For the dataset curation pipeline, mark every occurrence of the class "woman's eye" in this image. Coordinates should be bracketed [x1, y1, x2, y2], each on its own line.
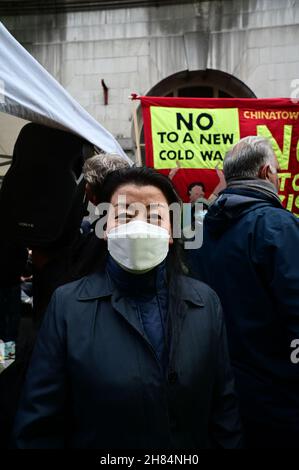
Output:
[148, 213, 162, 224]
[115, 212, 134, 224]
[115, 213, 131, 222]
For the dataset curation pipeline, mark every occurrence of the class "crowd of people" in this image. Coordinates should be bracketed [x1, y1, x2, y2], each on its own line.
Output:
[0, 132, 299, 449]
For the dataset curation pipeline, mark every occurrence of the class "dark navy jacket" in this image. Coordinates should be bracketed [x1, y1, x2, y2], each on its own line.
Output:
[13, 264, 241, 449]
[187, 188, 299, 446]
[105, 255, 168, 372]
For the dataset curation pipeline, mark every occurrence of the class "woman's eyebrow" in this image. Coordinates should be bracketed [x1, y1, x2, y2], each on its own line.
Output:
[113, 203, 129, 208]
[147, 203, 168, 209]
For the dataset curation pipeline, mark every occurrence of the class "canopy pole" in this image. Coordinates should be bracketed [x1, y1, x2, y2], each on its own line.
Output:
[130, 93, 142, 166]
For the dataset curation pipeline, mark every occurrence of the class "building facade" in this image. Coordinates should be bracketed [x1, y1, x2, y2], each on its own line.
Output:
[1, 0, 299, 165]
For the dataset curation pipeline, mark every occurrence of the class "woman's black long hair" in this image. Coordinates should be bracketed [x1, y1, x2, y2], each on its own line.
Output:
[69, 166, 186, 278]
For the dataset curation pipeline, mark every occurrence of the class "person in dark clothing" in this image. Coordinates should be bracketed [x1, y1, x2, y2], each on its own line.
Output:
[13, 167, 242, 449]
[187, 136, 299, 448]
[0, 241, 28, 448]
[0, 240, 28, 343]
[0, 127, 126, 449]
[0, 151, 129, 449]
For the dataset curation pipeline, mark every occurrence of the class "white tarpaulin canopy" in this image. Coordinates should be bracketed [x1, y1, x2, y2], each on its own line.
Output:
[0, 21, 130, 162]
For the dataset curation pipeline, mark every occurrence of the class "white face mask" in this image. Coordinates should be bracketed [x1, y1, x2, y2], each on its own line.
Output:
[107, 220, 170, 273]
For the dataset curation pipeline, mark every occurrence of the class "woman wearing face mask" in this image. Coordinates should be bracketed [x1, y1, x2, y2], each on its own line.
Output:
[13, 167, 242, 449]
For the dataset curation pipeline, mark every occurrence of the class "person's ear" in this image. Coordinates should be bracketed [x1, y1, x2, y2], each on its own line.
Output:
[258, 165, 269, 180]
[85, 183, 99, 206]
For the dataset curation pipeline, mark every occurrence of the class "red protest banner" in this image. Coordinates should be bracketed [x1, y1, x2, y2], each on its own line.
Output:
[140, 96, 299, 213]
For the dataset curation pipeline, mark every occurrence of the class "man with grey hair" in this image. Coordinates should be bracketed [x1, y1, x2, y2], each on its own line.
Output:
[188, 136, 299, 448]
[223, 135, 280, 191]
[83, 152, 130, 206]
[70, 152, 131, 273]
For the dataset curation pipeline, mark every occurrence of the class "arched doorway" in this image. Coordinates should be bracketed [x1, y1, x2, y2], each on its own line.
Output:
[135, 69, 256, 163]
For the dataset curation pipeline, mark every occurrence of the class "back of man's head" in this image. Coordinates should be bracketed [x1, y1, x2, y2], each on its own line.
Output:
[223, 136, 277, 183]
[83, 152, 130, 204]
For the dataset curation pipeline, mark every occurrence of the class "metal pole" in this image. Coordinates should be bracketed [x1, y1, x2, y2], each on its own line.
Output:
[130, 94, 142, 166]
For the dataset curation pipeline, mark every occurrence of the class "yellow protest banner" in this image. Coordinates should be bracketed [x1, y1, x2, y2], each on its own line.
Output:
[151, 106, 240, 170]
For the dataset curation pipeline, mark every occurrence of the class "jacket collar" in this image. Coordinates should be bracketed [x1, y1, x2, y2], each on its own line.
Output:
[178, 275, 204, 307]
[77, 270, 113, 300]
[77, 270, 204, 307]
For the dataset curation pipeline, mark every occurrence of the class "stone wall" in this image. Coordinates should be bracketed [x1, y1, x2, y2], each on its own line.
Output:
[1, 0, 299, 154]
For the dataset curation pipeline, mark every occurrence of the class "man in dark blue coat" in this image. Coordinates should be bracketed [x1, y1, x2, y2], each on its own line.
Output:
[188, 136, 299, 448]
